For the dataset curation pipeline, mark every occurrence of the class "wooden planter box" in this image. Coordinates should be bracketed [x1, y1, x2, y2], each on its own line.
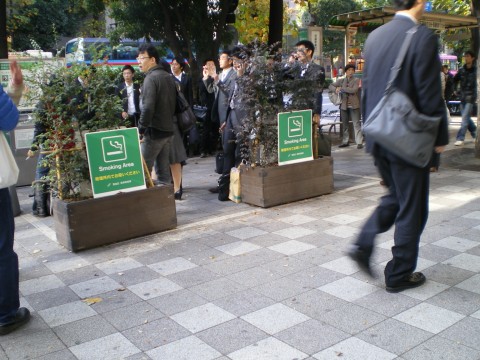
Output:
[240, 157, 334, 208]
[53, 185, 177, 252]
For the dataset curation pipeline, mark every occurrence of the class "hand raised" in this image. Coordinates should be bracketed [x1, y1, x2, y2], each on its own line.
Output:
[10, 60, 23, 87]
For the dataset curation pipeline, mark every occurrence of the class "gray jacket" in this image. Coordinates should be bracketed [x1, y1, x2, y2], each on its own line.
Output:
[329, 76, 360, 110]
[204, 68, 237, 125]
[138, 65, 176, 134]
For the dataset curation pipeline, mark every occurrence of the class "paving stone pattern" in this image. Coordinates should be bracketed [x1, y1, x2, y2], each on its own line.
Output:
[2, 122, 480, 359]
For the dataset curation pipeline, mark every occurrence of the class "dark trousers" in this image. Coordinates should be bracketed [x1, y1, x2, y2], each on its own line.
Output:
[221, 110, 241, 176]
[355, 146, 430, 286]
[200, 109, 218, 154]
[0, 188, 20, 324]
[217, 111, 241, 200]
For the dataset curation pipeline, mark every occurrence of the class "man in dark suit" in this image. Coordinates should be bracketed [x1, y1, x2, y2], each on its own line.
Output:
[203, 50, 237, 194]
[199, 58, 217, 157]
[294, 40, 325, 123]
[348, 0, 449, 293]
[115, 65, 141, 127]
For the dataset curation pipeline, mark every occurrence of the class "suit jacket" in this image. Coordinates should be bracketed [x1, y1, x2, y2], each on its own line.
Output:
[284, 61, 325, 114]
[302, 62, 325, 115]
[362, 14, 448, 153]
[115, 82, 141, 117]
[204, 67, 237, 125]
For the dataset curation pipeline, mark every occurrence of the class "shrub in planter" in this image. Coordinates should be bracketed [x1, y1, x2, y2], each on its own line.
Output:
[26, 61, 127, 200]
[25, 58, 177, 250]
[235, 42, 323, 167]
[231, 43, 334, 207]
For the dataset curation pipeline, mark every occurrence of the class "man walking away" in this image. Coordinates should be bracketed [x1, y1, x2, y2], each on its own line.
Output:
[348, 0, 449, 293]
[453, 50, 477, 146]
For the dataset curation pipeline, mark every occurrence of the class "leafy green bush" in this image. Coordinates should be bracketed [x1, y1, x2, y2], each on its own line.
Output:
[26, 61, 125, 200]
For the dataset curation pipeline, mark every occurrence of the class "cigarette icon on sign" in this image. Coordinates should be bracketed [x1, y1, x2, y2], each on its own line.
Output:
[102, 135, 127, 162]
[288, 116, 303, 137]
[107, 140, 123, 155]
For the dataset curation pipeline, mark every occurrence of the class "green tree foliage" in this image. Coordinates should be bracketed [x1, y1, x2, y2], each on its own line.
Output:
[235, 0, 298, 44]
[108, 0, 237, 75]
[309, 0, 359, 57]
[7, 0, 107, 51]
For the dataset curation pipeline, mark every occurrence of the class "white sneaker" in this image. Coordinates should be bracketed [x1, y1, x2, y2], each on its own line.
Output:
[454, 140, 464, 146]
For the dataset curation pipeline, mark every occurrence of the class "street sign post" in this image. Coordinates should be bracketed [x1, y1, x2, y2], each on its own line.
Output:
[277, 110, 313, 165]
[85, 128, 146, 198]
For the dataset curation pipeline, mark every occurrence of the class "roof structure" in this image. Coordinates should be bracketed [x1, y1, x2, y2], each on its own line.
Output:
[328, 6, 478, 64]
[329, 6, 478, 32]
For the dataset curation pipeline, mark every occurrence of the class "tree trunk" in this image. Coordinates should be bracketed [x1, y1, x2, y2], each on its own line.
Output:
[474, 1, 480, 158]
[0, 0, 7, 58]
[268, 0, 283, 47]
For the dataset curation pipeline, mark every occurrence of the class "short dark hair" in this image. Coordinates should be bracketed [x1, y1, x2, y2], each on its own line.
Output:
[345, 64, 356, 72]
[121, 64, 135, 73]
[465, 50, 476, 58]
[203, 58, 215, 66]
[391, 0, 416, 10]
[220, 49, 231, 58]
[231, 45, 250, 60]
[159, 60, 172, 73]
[138, 43, 159, 64]
[172, 56, 186, 70]
[295, 40, 315, 55]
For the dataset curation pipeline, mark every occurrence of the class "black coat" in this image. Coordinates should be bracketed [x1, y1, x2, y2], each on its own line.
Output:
[361, 15, 449, 153]
[115, 81, 141, 118]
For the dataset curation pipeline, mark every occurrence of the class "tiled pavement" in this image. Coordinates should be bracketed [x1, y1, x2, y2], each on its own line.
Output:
[2, 122, 480, 360]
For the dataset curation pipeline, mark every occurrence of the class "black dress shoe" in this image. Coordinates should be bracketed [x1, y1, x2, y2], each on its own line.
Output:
[339, 143, 349, 148]
[347, 246, 374, 277]
[357, 144, 364, 149]
[208, 187, 219, 194]
[386, 272, 426, 293]
[0, 307, 30, 336]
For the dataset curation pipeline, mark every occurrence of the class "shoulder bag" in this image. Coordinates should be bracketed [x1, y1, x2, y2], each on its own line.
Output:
[328, 78, 343, 106]
[192, 105, 208, 122]
[362, 25, 442, 168]
[0, 132, 19, 189]
[175, 86, 196, 133]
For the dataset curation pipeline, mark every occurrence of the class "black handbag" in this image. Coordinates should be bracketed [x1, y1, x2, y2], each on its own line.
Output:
[363, 25, 442, 168]
[193, 105, 208, 122]
[175, 87, 196, 133]
[317, 130, 331, 157]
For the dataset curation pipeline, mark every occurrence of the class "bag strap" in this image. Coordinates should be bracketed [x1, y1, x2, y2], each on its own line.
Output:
[384, 25, 419, 93]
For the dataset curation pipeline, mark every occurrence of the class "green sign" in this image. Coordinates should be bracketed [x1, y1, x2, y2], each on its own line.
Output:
[278, 110, 313, 165]
[298, 28, 308, 41]
[85, 128, 146, 198]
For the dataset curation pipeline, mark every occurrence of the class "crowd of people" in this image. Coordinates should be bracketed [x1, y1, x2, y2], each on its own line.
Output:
[2, 0, 479, 338]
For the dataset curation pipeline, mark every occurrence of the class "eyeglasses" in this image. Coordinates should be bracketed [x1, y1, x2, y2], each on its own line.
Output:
[136, 56, 151, 61]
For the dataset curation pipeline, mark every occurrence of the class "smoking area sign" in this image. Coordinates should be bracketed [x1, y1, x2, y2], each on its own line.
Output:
[85, 128, 146, 198]
[277, 110, 313, 165]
